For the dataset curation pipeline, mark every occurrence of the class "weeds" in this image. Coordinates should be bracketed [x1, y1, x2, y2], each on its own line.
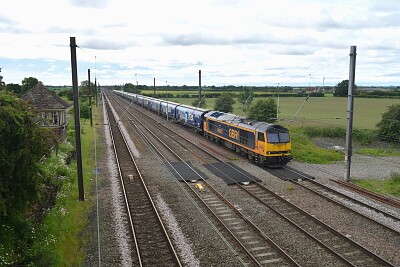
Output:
[289, 128, 343, 164]
[353, 171, 400, 197]
[357, 148, 400, 157]
[286, 184, 296, 191]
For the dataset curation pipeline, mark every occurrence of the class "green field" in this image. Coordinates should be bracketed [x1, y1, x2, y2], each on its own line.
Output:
[153, 94, 398, 130]
[277, 95, 399, 129]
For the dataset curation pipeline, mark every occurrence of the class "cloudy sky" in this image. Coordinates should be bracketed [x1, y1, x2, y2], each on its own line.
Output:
[1, 0, 399, 87]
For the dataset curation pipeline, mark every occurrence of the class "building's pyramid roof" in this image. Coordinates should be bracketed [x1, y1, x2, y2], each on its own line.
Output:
[21, 82, 71, 109]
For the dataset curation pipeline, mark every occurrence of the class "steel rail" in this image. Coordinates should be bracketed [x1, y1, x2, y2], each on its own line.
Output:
[104, 94, 182, 267]
[109, 93, 300, 267]
[331, 179, 400, 209]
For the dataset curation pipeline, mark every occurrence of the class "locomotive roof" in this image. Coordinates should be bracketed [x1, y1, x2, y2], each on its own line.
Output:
[204, 111, 287, 132]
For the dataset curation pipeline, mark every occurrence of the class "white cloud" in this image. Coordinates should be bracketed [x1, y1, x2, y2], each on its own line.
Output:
[69, 0, 108, 8]
[0, 0, 399, 86]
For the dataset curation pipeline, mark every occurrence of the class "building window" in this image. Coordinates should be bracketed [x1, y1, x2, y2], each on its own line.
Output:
[52, 112, 59, 125]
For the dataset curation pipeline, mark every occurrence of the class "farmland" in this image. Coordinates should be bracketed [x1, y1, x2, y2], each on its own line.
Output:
[142, 91, 399, 130]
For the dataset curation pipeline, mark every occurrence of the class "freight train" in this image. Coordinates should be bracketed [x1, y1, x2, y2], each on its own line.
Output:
[113, 90, 292, 167]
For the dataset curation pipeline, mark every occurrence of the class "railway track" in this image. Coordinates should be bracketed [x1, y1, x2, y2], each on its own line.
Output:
[237, 182, 395, 266]
[108, 92, 300, 266]
[331, 179, 400, 209]
[104, 94, 182, 267]
[109, 91, 398, 266]
[294, 178, 400, 224]
[266, 167, 400, 231]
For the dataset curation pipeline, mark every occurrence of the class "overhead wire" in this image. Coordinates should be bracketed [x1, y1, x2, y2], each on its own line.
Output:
[77, 45, 189, 87]
[77, 43, 399, 173]
[270, 55, 349, 87]
[76, 41, 354, 90]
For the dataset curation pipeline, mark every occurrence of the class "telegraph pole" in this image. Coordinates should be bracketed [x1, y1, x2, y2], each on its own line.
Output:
[88, 69, 93, 127]
[199, 70, 202, 101]
[344, 45, 357, 182]
[166, 81, 169, 122]
[70, 37, 85, 201]
[95, 77, 98, 107]
[154, 78, 156, 96]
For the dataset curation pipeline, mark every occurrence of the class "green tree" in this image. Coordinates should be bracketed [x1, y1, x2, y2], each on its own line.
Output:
[123, 82, 141, 94]
[376, 104, 400, 143]
[21, 77, 39, 95]
[247, 98, 277, 123]
[79, 100, 91, 119]
[79, 80, 95, 98]
[214, 92, 235, 113]
[5, 83, 22, 95]
[0, 72, 5, 91]
[0, 92, 56, 220]
[333, 80, 357, 97]
[58, 89, 73, 101]
[238, 86, 254, 108]
[191, 98, 207, 108]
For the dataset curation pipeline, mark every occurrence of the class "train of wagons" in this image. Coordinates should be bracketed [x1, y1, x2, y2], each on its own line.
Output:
[113, 90, 292, 167]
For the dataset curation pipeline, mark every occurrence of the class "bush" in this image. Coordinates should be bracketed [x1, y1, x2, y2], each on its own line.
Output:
[302, 126, 377, 145]
[376, 104, 400, 143]
[303, 126, 345, 138]
[79, 101, 91, 119]
[290, 130, 343, 163]
[352, 129, 377, 145]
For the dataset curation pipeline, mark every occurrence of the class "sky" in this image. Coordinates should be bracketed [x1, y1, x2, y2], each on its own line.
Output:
[1, 0, 399, 87]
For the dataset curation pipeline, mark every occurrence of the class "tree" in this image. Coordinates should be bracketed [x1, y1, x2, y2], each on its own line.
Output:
[333, 79, 357, 97]
[79, 80, 96, 98]
[0, 92, 56, 221]
[123, 82, 141, 94]
[21, 77, 39, 95]
[333, 80, 348, 96]
[247, 98, 277, 123]
[5, 83, 22, 95]
[238, 86, 254, 108]
[80, 101, 91, 119]
[58, 89, 73, 101]
[214, 92, 236, 113]
[191, 98, 207, 108]
[0, 72, 5, 91]
[376, 104, 400, 143]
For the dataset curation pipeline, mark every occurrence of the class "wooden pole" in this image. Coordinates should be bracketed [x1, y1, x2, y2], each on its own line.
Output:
[70, 37, 84, 201]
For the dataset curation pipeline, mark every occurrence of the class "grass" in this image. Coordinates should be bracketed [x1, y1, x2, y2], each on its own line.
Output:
[41, 118, 94, 266]
[26, 110, 99, 266]
[357, 147, 400, 157]
[353, 172, 400, 197]
[289, 127, 344, 163]
[164, 94, 399, 130]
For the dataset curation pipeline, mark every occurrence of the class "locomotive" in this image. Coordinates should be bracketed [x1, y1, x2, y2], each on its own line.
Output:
[113, 90, 292, 167]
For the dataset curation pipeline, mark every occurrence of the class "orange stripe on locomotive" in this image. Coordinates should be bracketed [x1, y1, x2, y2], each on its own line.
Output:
[203, 112, 291, 166]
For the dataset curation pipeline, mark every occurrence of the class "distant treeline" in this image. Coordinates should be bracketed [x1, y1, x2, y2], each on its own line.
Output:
[143, 91, 325, 98]
[107, 84, 296, 92]
[356, 90, 400, 99]
[54, 84, 398, 100]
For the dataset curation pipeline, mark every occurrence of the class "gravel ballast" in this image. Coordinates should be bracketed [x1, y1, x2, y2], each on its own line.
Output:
[84, 96, 400, 266]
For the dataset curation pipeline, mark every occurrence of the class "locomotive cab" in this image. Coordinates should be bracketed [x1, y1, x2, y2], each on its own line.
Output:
[256, 124, 292, 166]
